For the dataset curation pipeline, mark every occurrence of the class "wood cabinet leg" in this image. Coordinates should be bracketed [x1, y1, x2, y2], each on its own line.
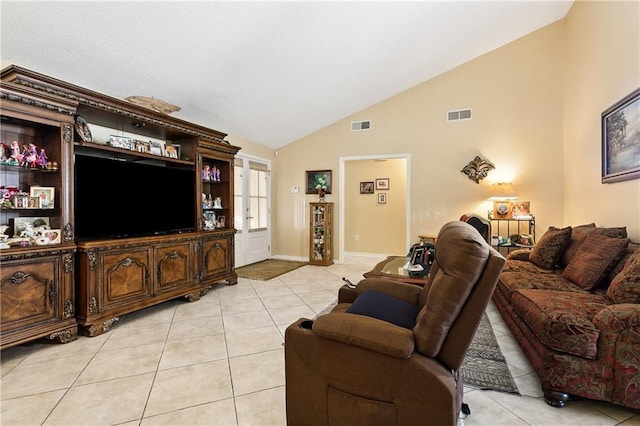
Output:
[83, 317, 120, 337]
[48, 327, 78, 344]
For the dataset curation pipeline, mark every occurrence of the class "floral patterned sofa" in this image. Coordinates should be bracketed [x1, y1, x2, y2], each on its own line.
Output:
[492, 223, 640, 409]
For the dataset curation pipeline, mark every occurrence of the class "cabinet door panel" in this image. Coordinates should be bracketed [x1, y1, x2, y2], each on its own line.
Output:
[202, 236, 230, 279]
[0, 259, 56, 331]
[100, 249, 152, 308]
[156, 242, 193, 293]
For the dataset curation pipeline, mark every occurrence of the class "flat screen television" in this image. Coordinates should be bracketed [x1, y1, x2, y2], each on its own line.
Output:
[74, 152, 196, 241]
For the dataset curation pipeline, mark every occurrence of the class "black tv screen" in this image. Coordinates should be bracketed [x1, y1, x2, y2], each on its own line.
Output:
[74, 153, 196, 241]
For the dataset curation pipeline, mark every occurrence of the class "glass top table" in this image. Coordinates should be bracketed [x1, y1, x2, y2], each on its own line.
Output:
[363, 256, 429, 286]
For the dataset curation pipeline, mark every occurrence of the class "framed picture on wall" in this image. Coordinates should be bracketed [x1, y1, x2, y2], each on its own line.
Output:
[375, 178, 389, 190]
[360, 181, 374, 194]
[377, 193, 387, 204]
[306, 170, 332, 194]
[602, 87, 640, 183]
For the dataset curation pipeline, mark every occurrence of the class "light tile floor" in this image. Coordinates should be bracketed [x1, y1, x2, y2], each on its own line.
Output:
[1, 255, 639, 425]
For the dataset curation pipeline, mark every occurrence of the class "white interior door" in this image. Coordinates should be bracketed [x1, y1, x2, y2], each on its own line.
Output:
[234, 156, 271, 267]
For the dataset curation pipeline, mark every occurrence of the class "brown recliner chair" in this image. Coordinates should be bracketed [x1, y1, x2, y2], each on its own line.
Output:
[285, 221, 506, 426]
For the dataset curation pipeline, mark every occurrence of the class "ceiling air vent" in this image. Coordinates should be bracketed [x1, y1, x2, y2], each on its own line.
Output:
[351, 120, 371, 131]
[447, 108, 472, 122]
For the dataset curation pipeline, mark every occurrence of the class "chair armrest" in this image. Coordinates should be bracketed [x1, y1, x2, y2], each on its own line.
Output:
[312, 312, 415, 359]
[593, 304, 640, 332]
[350, 278, 423, 306]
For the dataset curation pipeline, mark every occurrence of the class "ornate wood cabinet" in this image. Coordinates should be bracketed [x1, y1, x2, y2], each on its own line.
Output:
[1, 64, 241, 340]
[75, 234, 201, 336]
[0, 78, 78, 349]
[309, 202, 333, 266]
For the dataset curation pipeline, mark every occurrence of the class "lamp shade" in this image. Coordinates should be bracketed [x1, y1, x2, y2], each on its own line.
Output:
[488, 182, 518, 200]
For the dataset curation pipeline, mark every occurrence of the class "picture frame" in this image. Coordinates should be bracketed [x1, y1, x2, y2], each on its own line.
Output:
[108, 135, 133, 150]
[27, 197, 39, 208]
[305, 170, 332, 194]
[13, 216, 50, 237]
[377, 192, 387, 204]
[511, 201, 532, 219]
[149, 141, 164, 156]
[216, 215, 226, 229]
[359, 181, 374, 194]
[165, 144, 179, 159]
[602, 87, 640, 183]
[375, 178, 389, 190]
[30, 186, 55, 209]
[43, 229, 61, 244]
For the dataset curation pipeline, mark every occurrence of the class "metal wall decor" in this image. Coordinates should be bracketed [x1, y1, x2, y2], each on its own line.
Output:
[461, 155, 495, 184]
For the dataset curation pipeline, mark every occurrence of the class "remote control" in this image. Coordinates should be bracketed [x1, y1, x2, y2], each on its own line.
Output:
[342, 277, 356, 288]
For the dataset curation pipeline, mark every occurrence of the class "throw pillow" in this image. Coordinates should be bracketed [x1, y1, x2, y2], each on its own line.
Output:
[561, 223, 596, 267]
[563, 233, 629, 291]
[529, 226, 572, 269]
[607, 248, 640, 304]
[346, 290, 419, 330]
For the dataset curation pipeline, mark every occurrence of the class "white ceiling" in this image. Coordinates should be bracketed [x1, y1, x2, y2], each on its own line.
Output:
[1, 1, 573, 149]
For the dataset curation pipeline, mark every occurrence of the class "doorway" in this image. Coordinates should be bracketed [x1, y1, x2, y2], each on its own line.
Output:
[234, 154, 271, 267]
[339, 154, 411, 263]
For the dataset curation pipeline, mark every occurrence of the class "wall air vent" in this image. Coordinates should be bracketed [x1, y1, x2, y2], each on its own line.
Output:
[351, 120, 371, 131]
[447, 108, 472, 122]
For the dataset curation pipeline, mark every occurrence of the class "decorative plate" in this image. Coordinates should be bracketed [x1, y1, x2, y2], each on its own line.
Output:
[75, 115, 92, 142]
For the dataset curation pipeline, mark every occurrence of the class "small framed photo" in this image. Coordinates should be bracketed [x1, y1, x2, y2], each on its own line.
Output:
[375, 178, 389, 190]
[306, 170, 332, 194]
[602, 87, 640, 183]
[43, 229, 61, 244]
[13, 216, 50, 236]
[165, 144, 179, 159]
[30, 186, 55, 209]
[360, 181, 374, 194]
[27, 197, 40, 208]
[512, 201, 532, 219]
[12, 193, 29, 209]
[378, 192, 387, 204]
[216, 216, 226, 229]
[150, 141, 164, 156]
[134, 140, 151, 153]
[108, 135, 133, 150]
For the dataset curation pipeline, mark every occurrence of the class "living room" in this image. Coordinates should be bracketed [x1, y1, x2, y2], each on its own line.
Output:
[1, 1, 639, 425]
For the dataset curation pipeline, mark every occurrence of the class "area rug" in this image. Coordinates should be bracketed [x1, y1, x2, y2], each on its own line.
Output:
[460, 313, 520, 394]
[236, 259, 307, 280]
[316, 301, 519, 395]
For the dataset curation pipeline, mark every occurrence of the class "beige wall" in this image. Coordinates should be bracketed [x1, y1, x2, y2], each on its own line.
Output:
[274, 19, 566, 260]
[562, 0, 640, 238]
[344, 158, 407, 255]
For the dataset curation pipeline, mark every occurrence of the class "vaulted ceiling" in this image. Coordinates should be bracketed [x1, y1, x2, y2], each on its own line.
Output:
[1, 1, 573, 149]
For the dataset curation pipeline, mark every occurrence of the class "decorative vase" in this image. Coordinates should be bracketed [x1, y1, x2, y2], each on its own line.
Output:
[318, 188, 326, 202]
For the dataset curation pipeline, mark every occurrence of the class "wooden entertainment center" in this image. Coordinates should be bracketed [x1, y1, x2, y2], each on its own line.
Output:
[0, 65, 240, 347]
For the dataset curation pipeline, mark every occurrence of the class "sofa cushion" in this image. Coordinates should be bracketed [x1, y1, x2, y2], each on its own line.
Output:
[512, 289, 610, 359]
[608, 242, 640, 283]
[346, 290, 418, 330]
[529, 226, 572, 269]
[561, 223, 596, 267]
[497, 271, 587, 302]
[563, 233, 629, 291]
[607, 248, 640, 304]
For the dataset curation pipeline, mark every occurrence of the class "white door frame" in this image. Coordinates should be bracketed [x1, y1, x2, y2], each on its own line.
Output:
[234, 152, 271, 267]
[338, 153, 411, 264]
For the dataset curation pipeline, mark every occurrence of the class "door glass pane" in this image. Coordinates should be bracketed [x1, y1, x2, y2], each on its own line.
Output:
[234, 160, 243, 233]
[248, 161, 268, 232]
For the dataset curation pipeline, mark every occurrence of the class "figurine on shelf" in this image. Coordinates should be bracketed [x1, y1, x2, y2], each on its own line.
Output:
[211, 165, 219, 182]
[0, 143, 7, 164]
[23, 144, 38, 168]
[202, 165, 211, 181]
[207, 193, 214, 208]
[9, 141, 22, 165]
[213, 196, 222, 209]
[37, 148, 48, 168]
[201, 193, 208, 210]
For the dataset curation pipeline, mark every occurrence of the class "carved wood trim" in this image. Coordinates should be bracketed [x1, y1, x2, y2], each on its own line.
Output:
[64, 299, 74, 318]
[88, 296, 98, 314]
[48, 329, 74, 343]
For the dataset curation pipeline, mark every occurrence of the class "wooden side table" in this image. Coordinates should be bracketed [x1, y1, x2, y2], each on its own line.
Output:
[363, 256, 429, 287]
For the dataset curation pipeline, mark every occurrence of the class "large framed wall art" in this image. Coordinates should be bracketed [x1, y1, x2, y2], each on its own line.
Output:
[602, 87, 640, 183]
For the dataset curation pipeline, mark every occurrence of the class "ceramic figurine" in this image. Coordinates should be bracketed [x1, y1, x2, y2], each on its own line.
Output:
[0, 143, 7, 164]
[9, 141, 22, 165]
[213, 196, 222, 209]
[24, 144, 38, 168]
[202, 165, 211, 181]
[37, 148, 48, 168]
